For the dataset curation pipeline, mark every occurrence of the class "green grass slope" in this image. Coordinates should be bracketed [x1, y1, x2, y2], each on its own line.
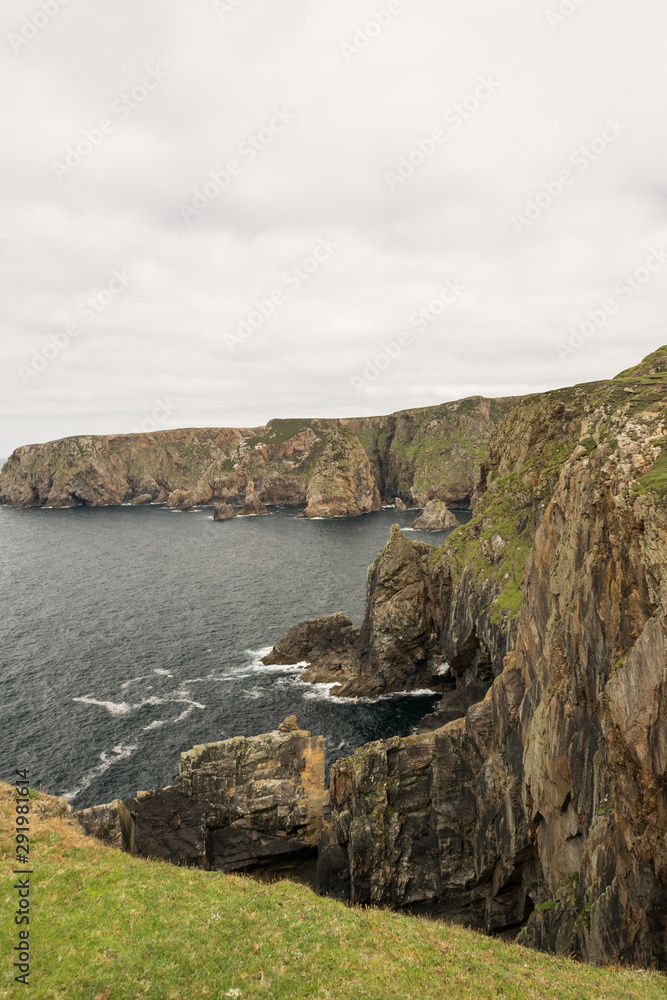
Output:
[1, 785, 664, 999]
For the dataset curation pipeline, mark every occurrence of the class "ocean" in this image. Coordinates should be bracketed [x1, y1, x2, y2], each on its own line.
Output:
[0, 502, 470, 809]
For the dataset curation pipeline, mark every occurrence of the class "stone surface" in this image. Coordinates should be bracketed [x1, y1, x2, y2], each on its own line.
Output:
[83, 720, 326, 874]
[166, 489, 196, 511]
[213, 503, 237, 520]
[75, 799, 133, 849]
[298, 430, 381, 518]
[411, 499, 459, 530]
[394, 497, 407, 511]
[238, 492, 268, 516]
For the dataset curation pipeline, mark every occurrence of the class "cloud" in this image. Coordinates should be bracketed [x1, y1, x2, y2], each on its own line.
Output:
[1, 0, 666, 455]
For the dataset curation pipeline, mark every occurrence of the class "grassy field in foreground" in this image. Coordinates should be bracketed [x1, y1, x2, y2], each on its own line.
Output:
[1, 784, 665, 1000]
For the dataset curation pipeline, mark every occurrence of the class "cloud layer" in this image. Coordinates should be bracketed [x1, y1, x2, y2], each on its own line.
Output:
[1, 0, 666, 454]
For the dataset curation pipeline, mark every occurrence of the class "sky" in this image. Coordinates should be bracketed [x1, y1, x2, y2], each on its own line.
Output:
[1, 0, 666, 456]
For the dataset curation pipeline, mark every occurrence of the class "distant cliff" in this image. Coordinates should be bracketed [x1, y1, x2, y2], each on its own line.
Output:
[0, 396, 517, 514]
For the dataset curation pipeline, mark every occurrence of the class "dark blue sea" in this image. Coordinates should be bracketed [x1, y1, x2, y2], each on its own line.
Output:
[0, 503, 470, 809]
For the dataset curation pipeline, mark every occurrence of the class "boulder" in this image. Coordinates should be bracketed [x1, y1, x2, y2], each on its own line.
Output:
[394, 497, 407, 511]
[213, 503, 237, 520]
[131, 493, 153, 505]
[411, 499, 459, 531]
[166, 489, 196, 511]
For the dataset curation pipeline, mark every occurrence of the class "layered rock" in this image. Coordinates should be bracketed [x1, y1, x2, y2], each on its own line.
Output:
[77, 718, 325, 874]
[411, 499, 459, 530]
[298, 430, 381, 518]
[314, 347, 667, 969]
[0, 398, 517, 515]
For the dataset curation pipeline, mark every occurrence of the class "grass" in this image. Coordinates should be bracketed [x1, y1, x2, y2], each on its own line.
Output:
[1, 785, 665, 999]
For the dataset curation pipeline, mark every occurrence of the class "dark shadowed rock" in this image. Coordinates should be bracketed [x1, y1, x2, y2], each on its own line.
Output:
[261, 613, 361, 684]
[75, 799, 133, 849]
[80, 720, 325, 874]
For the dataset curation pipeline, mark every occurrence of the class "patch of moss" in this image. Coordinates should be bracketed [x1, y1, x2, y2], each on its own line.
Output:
[633, 445, 667, 497]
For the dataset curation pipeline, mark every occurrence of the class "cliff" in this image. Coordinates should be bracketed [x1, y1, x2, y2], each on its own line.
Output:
[0, 397, 516, 514]
[311, 346, 667, 968]
[77, 715, 325, 875]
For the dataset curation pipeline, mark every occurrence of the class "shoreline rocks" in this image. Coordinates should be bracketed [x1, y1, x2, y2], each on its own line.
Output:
[76, 718, 325, 874]
[213, 503, 237, 520]
[410, 499, 459, 530]
[298, 430, 381, 518]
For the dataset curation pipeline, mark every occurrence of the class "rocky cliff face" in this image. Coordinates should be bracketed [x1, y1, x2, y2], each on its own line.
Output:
[0, 397, 515, 514]
[314, 347, 667, 969]
[77, 716, 325, 875]
[298, 429, 381, 518]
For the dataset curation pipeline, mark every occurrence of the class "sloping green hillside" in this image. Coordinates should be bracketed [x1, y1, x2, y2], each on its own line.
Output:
[1, 785, 663, 1000]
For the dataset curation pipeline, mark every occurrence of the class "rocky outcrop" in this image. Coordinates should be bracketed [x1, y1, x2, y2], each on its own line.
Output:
[263, 526, 453, 696]
[75, 799, 133, 849]
[238, 491, 269, 516]
[166, 489, 196, 511]
[411, 499, 459, 530]
[394, 497, 407, 511]
[77, 718, 325, 874]
[298, 430, 381, 518]
[213, 503, 236, 520]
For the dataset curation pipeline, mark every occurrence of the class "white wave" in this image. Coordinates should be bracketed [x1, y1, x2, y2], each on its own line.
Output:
[245, 647, 273, 658]
[296, 680, 438, 704]
[120, 674, 153, 690]
[142, 704, 198, 731]
[74, 690, 207, 716]
[242, 686, 263, 700]
[250, 662, 307, 673]
[73, 696, 132, 716]
[153, 668, 171, 676]
[61, 743, 138, 801]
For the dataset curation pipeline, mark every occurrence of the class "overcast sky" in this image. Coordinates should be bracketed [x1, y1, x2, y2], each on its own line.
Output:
[1, 0, 666, 456]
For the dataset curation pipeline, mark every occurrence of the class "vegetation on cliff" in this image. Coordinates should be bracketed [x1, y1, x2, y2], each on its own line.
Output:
[0, 397, 514, 512]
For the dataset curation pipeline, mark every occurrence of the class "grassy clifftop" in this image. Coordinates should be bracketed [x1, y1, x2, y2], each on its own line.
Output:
[1, 784, 664, 999]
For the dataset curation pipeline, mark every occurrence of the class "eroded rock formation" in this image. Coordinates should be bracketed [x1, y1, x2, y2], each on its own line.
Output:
[298, 430, 381, 518]
[213, 503, 236, 520]
[411, 499, 459, 530]
[77, 718, 325, 874]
